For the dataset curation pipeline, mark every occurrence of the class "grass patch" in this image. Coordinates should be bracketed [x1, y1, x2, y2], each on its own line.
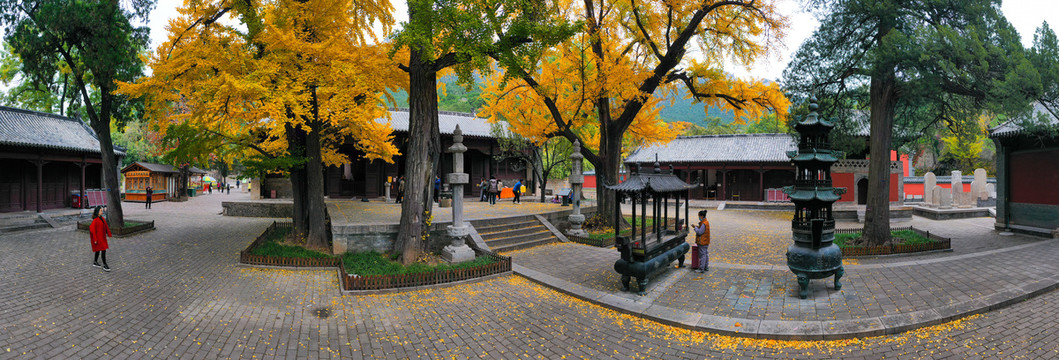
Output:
[249, 227, 334, 259]
[342, 251, 496, 276]
[122, 221, 147, 228]
[835, 229, 934, 248]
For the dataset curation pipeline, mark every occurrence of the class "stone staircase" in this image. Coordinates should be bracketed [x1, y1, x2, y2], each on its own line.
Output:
[0, 214, 51, 233]
[472, 216, 557, 253]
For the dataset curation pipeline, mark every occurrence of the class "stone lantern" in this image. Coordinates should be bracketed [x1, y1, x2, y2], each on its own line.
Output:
[567, 140, 588, 237]
[441, 125, 475, 263]
[783, 97, 846, 299]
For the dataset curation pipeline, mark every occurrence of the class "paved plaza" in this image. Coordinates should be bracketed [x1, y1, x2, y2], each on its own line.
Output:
[1, 193, 1058, 358]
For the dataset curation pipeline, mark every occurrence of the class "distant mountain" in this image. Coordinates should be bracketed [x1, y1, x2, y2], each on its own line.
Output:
[656, 89, 736, 127]
[387, 76, 738, 126]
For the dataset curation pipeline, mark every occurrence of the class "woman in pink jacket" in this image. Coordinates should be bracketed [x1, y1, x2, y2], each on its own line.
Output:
[89, 206, 112, 272]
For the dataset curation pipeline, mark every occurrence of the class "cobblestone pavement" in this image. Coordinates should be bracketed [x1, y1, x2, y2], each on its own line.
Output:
[2, 194, 1058, 358]
[513, 208, 1059, 323]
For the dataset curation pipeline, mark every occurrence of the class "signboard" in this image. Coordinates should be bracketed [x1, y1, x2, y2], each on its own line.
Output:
[126, 171, 149, 177]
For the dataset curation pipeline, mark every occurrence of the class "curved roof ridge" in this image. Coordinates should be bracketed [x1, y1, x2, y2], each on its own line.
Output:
[0, 105, 81, 122]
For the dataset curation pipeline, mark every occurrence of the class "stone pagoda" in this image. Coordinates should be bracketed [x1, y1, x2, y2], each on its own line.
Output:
[783, 97, 846, 299]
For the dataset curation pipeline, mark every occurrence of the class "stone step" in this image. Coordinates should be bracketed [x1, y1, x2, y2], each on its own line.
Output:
[474, 219, 541, 235]
[0, 222, 51, 233]
[484, 229, 555, 249]
[478, 225, 548, 241]
[491, 236, 556, 254]
[470, 215, 538, 228]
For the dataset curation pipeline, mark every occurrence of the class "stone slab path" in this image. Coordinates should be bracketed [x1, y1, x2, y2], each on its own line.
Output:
[510, 209, 1059, 339]
[2, 195, 1057, 358]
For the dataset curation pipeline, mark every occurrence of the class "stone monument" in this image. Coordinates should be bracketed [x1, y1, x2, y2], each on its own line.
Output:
[939, 186, 952, 209]
[567, 140, 588, 237]
[973, 168, 988, 200]
[441, 125, 475, 263]
[924, 172, 936, 205]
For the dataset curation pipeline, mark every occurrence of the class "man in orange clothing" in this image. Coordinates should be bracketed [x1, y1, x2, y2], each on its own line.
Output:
[694, 209, 710, 273]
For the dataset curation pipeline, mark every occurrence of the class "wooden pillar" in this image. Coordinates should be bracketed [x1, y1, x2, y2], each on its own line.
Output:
[34, 156, 43, 213]
[80, 155, 87, 209]
[758, 169, 766, 202]
[719, 170, 727, 201]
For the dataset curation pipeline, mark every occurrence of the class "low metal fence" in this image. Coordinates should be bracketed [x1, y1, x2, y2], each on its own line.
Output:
[834, 226, 951, 256]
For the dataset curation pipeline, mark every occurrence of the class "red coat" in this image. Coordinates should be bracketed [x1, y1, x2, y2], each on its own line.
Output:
[89, 217, 111, 252]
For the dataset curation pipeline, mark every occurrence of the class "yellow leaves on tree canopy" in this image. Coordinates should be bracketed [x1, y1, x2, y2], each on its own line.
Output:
[118, 0, 404, 166]
[480, 0, 791, 159]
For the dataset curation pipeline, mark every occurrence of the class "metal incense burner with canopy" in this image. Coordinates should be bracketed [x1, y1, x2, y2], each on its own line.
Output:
[607, 159, 694, 295]
[783, 97, 846, 299]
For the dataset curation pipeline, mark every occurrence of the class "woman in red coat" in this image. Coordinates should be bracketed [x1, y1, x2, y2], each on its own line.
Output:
[89, 206, 112, 272]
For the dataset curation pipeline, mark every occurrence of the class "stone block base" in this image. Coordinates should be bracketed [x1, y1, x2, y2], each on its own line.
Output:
[441, 244, 476, 263]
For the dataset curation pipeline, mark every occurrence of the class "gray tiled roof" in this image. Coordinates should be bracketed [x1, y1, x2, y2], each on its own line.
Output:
[0, 106, 123, 154]
[122, 162, 179, 174]
[382, 110, 497, 138]
[990, 102, 1059, 138]
[625, 133, 797, 164]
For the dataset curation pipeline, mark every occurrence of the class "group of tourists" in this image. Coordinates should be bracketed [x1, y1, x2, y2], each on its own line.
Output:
[478, 176, 524, 205]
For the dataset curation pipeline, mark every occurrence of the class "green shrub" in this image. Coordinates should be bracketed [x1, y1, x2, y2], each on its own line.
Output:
[834, 229, 934, 248]
[249, 227, 334, 259]
[342, 251, 496, 276]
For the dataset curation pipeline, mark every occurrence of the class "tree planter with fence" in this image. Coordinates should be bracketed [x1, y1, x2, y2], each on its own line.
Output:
[339, 246, 511, 292]
[834, 227, 951, 257]
[241, 222, 512, 291]
[76, 219, 155, 237]
[240, 222, 340, 268]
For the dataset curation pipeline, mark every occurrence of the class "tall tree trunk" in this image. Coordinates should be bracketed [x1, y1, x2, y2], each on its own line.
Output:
[863, 71, 897, 246]
[304, 87, 329, 250]
[175, 165, 189, 201]
[286, 123, 309, 239]
[394, 47, 442, 265]
[94, 92, 124, 230]
[596, 127, 621, 226]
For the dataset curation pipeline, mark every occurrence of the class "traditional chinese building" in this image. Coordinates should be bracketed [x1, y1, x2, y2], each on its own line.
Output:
[990, 103, 1059, 236]
[624, 133, 906, 203]
[323, 110, 529, 199]
[0, 106, 122, 212]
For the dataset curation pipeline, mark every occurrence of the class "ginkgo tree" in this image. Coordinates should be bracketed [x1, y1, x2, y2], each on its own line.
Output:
[480, 0, 791, 223]
[120, 0, 402, 250]
[387, 0, 575, 264]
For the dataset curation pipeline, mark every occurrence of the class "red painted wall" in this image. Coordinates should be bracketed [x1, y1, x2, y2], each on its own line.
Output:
[889, 173, 899, 202]
[1010, 149, 1059, 205]
[830, 172, 900, 202]
[832, 173, 855, 202]
[585, 174, 597, 188]
[905, 182, 971, 197]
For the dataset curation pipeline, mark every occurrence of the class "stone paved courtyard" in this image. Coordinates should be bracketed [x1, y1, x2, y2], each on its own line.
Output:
[1, 193, 1058, 358]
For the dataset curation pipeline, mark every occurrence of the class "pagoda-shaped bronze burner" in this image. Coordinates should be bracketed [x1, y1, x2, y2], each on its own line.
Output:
[783, 97, 847, 299]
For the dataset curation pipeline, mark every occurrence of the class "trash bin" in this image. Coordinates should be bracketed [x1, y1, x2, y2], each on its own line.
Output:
[71, 193, 81, 208]
[561, 195, 570, 206]
[439, 190, 453, 208]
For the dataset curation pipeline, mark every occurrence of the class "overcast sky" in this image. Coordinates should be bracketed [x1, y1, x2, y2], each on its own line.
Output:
[147, 0, 1059, 82]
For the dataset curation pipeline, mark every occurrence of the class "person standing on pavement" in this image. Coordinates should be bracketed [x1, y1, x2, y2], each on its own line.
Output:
[90, 206, 112, 272]
[145, 186, 153, 209]
[513, 179, 522, 204]
[693, 209, 710, 273]
[488, 176, 498, 205]
[434, 176, 441, 203]
[479, 179, 488, 202]
[396, 176, 405, 203]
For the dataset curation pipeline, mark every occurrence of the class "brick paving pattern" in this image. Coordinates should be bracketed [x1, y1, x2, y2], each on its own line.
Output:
[1, 194, 1057, 358]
